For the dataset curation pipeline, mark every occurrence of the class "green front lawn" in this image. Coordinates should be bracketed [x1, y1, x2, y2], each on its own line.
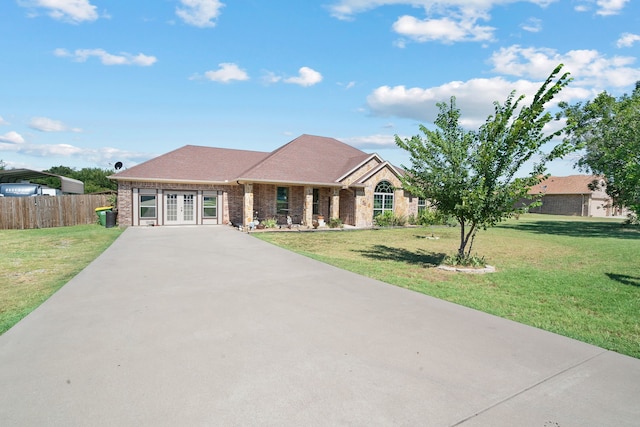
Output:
[0, 225, 124, 334]
[255, 214, 640, 358]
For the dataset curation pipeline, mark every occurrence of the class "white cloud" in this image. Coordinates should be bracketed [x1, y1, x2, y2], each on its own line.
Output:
[200, 63, 249, 83]
[393, 38, 407, 48]
[263, 67, 323, 86]
[176, 0, 224, 28]
[393, 14, 495, 43]
[0, 131, 26, 144]
[261, 71, 282, 84]
[490, 45, 640, 89]
[29, 117, 82, 133]
[520, 17, 542, 32]
[328, 1, 558, 44]
[595, 0, 629, 15]
[365, 44, 638, 131]
[367, 76, 589, 127]
[330, 0, 557, 19]
[617, 33, 640, 48]
[284, 67, 323, 87]
[341, 134, 397, 150]
[0, 117, 9, 126]
[574, 0, 629, 15]
[342, 81, 356, 89]
[0, 138, 153, 168]
[54, 48, 157, 66]
[18, 0, 99, 23]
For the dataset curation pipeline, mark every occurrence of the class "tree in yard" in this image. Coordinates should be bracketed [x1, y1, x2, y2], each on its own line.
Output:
[396, 65, 573, 261]
[0, 159, 5, 170]
[561, 82, 640, 220]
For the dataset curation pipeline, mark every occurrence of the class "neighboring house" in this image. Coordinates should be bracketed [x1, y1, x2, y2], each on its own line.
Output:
[527, 175, 628, 217]
[110, 134, 420, 228]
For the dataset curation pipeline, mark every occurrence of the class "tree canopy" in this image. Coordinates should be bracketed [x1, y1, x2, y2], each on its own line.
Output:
[396, 65, 573, 260]
[561, 82, 640, 219]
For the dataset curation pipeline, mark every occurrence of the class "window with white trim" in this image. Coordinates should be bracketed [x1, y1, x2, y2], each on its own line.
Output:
[203, 195, 217, 218]
[373, 180, 394, 217]
[418, 198, 427, 213]
[277, 187, 289, 214]
[139, 194, 157, 218]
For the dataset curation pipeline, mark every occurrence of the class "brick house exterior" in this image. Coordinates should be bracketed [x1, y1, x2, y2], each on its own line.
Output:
[110, 135, 419, 228]
[527, 175, 629, 217]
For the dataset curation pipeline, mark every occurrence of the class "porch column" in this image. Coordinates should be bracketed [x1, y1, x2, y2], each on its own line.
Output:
[354, 188, 367, 228]
[303, 186, 313, 226]
[330, 188, 340, 220]
[243, 183, 254, 228]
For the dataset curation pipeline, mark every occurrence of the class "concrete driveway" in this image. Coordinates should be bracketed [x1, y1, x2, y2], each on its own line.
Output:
[1, 226, 638, 426]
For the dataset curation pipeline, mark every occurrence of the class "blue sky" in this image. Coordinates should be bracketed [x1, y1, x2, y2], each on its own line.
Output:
[1, 0, 639, 176]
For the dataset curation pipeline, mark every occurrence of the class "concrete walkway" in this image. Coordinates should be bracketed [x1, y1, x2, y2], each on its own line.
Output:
[1, 226, 638, 426]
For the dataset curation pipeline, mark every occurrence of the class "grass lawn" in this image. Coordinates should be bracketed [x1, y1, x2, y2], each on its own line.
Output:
[254, 214, 640, 359]
[0, 224, 124, 335]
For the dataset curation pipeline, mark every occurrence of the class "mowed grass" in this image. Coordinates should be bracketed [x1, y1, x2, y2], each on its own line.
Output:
[255, 214, 640, 358]
[0, 224, 124, 334]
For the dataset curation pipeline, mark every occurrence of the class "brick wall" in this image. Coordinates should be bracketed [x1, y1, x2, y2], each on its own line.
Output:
[355, 167, 407, 227]
[530, 194, 586, 216]
[339, 188, 355, 225]
[117, 181, 240, 226]
[341, 158, 381, 185]
[116, 181, 133, 225]
[252, 184, 306, 225]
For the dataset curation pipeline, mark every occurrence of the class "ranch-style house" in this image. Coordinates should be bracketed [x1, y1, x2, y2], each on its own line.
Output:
[110, 134, 424, 228]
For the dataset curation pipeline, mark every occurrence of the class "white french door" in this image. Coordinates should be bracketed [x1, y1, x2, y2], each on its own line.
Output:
[164, 192, 196, 225]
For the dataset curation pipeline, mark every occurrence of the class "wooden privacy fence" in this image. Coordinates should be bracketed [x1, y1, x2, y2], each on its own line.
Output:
[0, 195, 112, 230]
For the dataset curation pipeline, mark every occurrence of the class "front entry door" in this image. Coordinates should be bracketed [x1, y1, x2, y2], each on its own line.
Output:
[164, 192, 196, 225]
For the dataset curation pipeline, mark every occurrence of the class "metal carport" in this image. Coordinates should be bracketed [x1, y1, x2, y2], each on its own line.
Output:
[0, 168, 84, 194]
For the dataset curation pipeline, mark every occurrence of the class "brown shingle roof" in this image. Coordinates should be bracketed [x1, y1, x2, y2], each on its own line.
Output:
[111, 135, 378, 185]
[111, 145, 269, 182]
[529, 175, 603, 195]
[238, 134, 371, 184]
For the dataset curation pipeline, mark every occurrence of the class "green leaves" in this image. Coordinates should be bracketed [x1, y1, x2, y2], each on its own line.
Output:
[562, 82, 640, 215]
[397, 64, 572, 258]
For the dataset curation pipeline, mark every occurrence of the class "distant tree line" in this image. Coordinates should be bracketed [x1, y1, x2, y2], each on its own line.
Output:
[33, 166, 117, 194]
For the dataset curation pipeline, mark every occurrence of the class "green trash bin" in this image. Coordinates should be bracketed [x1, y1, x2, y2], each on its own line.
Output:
[95, 206, 112, 226]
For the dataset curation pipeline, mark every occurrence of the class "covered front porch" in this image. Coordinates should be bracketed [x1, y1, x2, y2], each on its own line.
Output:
[240, 182, 366, 229]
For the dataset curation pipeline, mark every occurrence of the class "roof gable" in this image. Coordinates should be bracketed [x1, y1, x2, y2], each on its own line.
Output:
[238, 134, 371, 184]
[111, 145, 269, 182]
[355, 161, 403, 185]
[336, 154, 384, 183]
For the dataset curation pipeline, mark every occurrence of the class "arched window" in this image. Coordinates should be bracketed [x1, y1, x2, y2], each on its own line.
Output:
[374, 180, 394, 218]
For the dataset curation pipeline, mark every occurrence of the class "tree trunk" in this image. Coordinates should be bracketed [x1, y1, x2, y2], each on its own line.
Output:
[458, 219, 466, 257]
[458, 219, 477, 258]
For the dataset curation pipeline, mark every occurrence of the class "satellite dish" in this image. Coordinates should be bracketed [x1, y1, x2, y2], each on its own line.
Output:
[114, 161, 123, 170]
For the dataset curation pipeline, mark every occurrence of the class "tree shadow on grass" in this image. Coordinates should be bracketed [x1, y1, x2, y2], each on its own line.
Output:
[606, 273, 640, 287]
[498, 220, 639, 240]
[353, 245, 446, 267]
